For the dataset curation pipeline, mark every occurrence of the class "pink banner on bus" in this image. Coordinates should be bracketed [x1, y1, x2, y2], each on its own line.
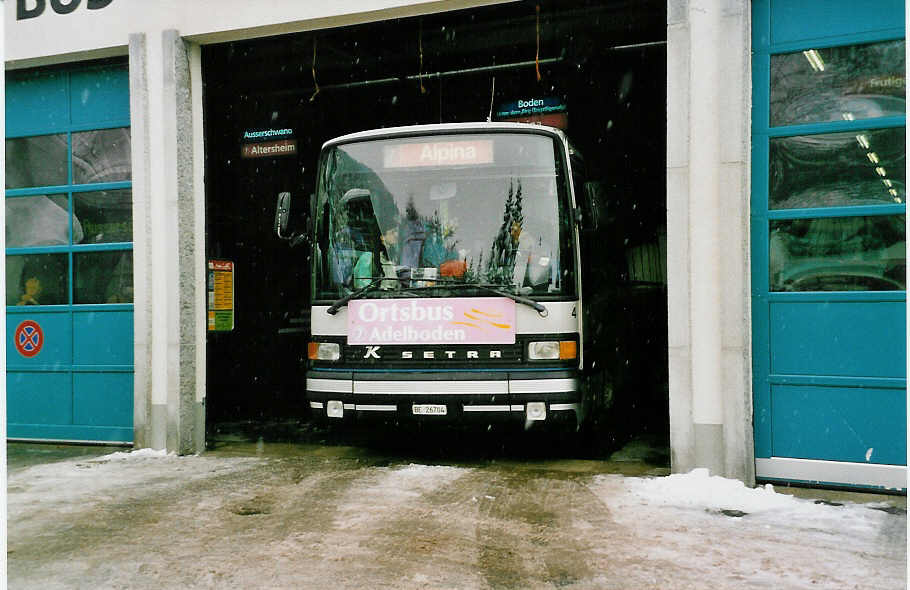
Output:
[348, 297, 516, 345]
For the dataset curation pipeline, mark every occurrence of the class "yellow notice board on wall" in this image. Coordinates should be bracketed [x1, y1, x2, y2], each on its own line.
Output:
[207, 260, 235, 331]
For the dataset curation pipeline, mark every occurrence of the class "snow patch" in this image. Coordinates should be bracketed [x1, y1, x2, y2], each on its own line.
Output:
[587, 469, 905, 589]
[394, 463, 464, 480]
[363, 463, 467, 500]
[592, 468, 896, 533]
[8, 450, 262, 529]
[93, 448, 172, 461]
[329, 463, 470, 533]
[621, 468, 801, 513]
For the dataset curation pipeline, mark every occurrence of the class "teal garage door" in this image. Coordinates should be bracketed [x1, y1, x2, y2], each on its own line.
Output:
[752, 0, 906, 489]
[6, 61, 134, 443]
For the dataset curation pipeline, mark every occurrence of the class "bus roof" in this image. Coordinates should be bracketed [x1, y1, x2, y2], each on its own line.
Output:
[321, 122, 568, 152]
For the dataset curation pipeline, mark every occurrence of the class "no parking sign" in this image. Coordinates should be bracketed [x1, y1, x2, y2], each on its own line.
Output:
[14, 319, 44, 358]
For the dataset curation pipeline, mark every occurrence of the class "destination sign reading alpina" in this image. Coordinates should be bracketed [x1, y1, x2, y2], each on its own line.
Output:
[383, 140, 494, 168]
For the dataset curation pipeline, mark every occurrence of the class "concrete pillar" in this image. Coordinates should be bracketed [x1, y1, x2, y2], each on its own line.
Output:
[130, 32, 153, 449]
[189, 42, 208, 456]
[130, 30, 206, 454]
[666, 0, 754, 484]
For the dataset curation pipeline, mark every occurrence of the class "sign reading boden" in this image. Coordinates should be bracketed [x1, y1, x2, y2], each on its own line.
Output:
[348, 297, 516, 345]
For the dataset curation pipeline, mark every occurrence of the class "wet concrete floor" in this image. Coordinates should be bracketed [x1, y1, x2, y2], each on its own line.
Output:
[6, 422, 906, 589]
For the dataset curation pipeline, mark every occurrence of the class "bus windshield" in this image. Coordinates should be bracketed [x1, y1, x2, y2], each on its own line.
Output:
[312, 132, 576, 301]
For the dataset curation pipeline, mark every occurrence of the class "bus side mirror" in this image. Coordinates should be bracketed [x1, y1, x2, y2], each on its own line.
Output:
[582, 181, 608, 233]
[275, 191, 292, 239]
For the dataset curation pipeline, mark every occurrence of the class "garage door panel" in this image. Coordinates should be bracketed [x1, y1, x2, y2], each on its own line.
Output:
[753, 0, 906, 487]
[6, 62, 133, 443]
[769, 300, 906, 378]
[7, 312, 73, 366]
[7, 424, 133, 443]
[771, 383, 906, 465]
[69, 66, 130, 127]
[73, 372, 133, 427]
[8, 371, 72, 425]
[73, 311, 134, 365]
[769, 0, 904, 47]
[5, 69, 69, 136]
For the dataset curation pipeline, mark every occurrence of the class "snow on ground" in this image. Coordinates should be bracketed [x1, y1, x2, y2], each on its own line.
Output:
[325, 463, 471, 532]
[601, 467, 901, 535]
[588, 469, 906, 589]
[7, 449, 262, 536]
[7, 446, 905, 589]
[617, 467, 884, 513]
[94, 448, 172, 460]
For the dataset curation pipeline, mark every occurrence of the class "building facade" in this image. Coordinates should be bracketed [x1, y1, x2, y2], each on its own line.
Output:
[4, 0, 906, 490]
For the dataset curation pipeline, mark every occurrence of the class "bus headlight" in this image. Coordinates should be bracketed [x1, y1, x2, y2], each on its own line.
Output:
[528, 341, 577, 360]
[308, 342, 340, 361]
[528, 341, 559, 360]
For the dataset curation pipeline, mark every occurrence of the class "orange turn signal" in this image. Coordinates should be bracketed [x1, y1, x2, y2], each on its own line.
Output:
[559, 341, 578, 360]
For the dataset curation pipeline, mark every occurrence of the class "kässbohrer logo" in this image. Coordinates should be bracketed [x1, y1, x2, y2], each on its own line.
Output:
[17, 0, 113, 20]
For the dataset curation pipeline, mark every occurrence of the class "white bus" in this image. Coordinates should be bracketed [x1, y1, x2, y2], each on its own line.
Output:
[276, 122, 609, 429]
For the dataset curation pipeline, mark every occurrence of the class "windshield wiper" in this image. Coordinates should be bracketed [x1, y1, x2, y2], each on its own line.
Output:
[471, 283, 549, 317]
[409, 279, 548, 317]
[326, 277, 421, 314]
[326, 278, 385, 315]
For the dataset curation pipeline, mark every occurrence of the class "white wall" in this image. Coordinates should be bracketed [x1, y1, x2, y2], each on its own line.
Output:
[6, 0, 515, 67]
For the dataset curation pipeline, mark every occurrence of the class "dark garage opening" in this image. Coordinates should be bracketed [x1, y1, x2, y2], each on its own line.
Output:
[201, 0, 668, 450]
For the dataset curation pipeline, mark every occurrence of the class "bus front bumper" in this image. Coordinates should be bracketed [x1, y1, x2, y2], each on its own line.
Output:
[305, 370, 581, 425]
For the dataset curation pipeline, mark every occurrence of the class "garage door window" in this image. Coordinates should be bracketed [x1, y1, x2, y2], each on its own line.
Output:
[770, 215, 905, 292]
[72, 127, 131, 184]
[770, 127, 905, 209]
[5, 124, 132, 306]
[5, 134, 68, 188]
[74, 250, 134, 304]
[770, 39, 905, 126]
[766, 38, 905, 295]
[6, 252, 68, 306]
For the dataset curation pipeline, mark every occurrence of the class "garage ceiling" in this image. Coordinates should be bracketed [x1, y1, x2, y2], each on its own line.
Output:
[205, 0, 665, 98]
